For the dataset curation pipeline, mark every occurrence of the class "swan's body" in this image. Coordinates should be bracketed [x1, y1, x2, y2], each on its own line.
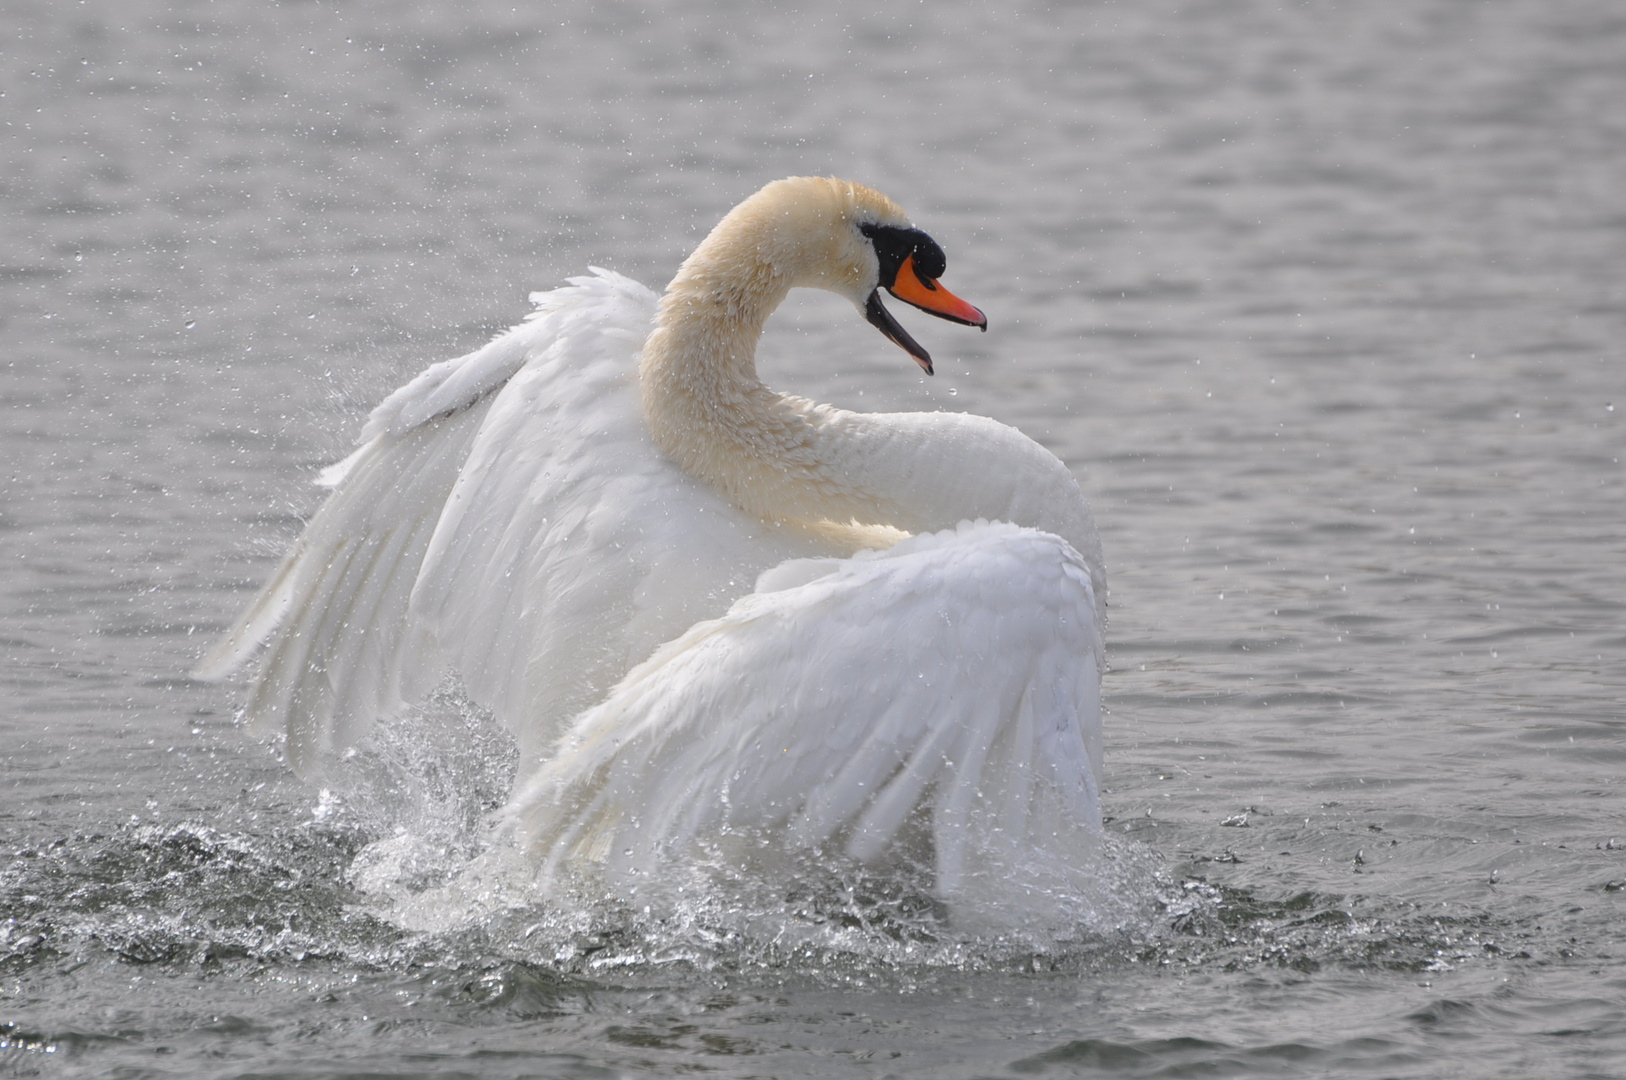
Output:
[199, 178, 1108, 917]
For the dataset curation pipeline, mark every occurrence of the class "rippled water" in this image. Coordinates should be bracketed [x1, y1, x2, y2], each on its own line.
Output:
[4, 1, 1625, 1076]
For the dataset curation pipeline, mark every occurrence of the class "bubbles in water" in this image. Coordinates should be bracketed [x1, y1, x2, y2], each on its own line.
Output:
[308, 681, 519, 897]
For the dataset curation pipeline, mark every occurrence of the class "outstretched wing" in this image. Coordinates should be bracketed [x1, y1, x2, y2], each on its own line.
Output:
[399, 296, 841, 767]
[508, 521, 1105, 916]
[192, 401, 490, 775]
[192, 271, 653, 771]
[197, 269, 829, 772]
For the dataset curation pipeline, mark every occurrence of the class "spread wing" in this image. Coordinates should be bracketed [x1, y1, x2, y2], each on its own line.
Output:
[192, 402, 489, 774]
[508, 521, 1105, 917]
[196, 270, 821, 773]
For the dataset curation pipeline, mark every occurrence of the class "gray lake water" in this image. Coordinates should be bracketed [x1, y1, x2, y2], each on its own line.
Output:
[4, 1, 1625, 1076]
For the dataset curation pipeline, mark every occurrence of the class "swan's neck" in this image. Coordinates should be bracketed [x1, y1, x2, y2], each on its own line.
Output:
[640, 264, 847, 525]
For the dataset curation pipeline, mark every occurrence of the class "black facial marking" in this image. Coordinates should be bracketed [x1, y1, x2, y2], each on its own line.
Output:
[860, 222, 947, 289]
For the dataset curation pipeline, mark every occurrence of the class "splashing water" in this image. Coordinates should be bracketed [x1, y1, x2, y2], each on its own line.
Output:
[317, 685, 1172, 970]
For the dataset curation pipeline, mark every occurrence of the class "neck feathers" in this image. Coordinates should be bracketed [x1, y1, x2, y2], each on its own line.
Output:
[637, 178, 1099, 572]
[640, 178, 885, 528]
[639, 300, 874, 529]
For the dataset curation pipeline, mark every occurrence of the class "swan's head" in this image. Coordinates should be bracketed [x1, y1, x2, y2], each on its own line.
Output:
[681, 176, 987, 376]
[852, 215, 988, 377]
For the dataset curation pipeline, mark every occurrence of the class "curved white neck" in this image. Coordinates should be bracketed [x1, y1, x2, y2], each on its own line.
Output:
[637, 185, 1102, 582]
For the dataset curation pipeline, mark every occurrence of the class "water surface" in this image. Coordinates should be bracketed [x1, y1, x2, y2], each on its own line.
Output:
[3, 1, 1625, 1076]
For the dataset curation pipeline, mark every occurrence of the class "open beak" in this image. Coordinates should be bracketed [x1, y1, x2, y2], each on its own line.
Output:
[864, 254, 987, 376]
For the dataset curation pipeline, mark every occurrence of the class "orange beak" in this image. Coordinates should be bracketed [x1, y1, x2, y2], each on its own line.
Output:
[886, 254, 988, 330]
[864, 253, 988, 375]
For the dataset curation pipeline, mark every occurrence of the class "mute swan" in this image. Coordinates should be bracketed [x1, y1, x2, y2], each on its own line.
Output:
[198, 177, 1108, 916]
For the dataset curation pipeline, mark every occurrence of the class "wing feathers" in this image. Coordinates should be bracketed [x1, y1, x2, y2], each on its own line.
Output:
[198, 400, 490, 772]
[195, 270, 667, 773]
[508, 521, 1105, 908]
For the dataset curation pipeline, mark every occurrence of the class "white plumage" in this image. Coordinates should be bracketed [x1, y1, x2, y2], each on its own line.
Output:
[199, 177, 1109, 918]
[512, 520, 1102, 915]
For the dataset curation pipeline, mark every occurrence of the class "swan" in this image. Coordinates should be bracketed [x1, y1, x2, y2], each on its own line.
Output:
[197, 177, 1109, 918]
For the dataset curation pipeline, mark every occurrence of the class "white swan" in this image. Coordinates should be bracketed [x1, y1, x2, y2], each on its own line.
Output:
[197, 177, 1108, 918]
